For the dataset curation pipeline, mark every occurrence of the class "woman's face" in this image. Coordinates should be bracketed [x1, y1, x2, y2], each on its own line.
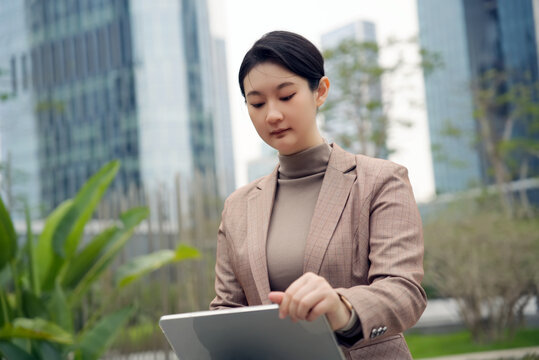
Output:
[243, 62, 329, 155]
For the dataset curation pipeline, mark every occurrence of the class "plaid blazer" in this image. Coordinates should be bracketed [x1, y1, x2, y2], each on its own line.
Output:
[210, 143, 426, 360]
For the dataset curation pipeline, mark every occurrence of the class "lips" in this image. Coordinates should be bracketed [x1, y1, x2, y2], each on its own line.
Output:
[270, 128, 290, 136]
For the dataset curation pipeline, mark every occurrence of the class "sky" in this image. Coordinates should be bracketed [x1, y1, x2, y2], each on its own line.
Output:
[208, 0, 435, 202]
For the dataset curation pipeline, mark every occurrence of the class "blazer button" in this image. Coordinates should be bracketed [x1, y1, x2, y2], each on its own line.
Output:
[382, 326, 387, 334]
[370, 328, 378, 338]
[377, 326, 384, 335]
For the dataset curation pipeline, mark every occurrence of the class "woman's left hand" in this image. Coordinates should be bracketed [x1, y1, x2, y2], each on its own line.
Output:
[268, 272, 351, 331]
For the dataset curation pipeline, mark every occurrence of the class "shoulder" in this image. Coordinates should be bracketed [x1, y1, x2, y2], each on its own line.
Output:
[223, 169, 276, 209]
[331, 143, 408, 178]
[355, 153, 408, 178]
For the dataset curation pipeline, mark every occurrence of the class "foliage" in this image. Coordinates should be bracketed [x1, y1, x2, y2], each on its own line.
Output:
[423, 197, 539, 344]
[0, 161, 200, 359]
[431, 68, 539, 216]
[322, 37, 442, 158]
[472, 70, 539, 217]
[406, 328, 539, 359]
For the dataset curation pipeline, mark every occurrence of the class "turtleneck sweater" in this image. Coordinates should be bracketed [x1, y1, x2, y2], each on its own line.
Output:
[266, 142, 331, 292]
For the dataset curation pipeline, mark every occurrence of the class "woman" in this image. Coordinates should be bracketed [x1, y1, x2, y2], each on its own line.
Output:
[210, 31, 426, 359]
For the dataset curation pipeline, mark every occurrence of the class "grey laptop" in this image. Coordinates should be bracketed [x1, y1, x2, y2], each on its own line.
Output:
[159, 304, 346, 360]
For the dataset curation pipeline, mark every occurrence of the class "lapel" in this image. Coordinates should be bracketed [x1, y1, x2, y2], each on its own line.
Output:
[246, 144, 357, 303]
[247, 166, 278, 304]
[303, 144, 357, 274]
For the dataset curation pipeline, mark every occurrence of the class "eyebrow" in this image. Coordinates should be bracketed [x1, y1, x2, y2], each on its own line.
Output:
[246, 81, 295, 97]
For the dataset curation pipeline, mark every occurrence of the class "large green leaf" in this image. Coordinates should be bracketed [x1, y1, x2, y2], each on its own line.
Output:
[0, 195, 17, 271]
[52, 161, 119, 260]
[75, 307, 133, 360]
[69, 207, 149, 306]
[0, 341, 35, 360]
[33, 341, 62, 360]
[61, 226, 118, 289]
[0, 318, 73, 344]
[116, 244, 200, 288]
[45, 284, 72, 333]
[21, 291, 47, 319]
[25, 204, 40, 297]
[36, 200, 73, 291]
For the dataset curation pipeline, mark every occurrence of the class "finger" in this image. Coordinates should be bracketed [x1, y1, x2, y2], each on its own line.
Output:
[294, 289, 326, 320]
[268, 291, 284, 304]
[306, 297, 333, 323]
[288, 275, 328, 321]
[279, 275, 310, 319]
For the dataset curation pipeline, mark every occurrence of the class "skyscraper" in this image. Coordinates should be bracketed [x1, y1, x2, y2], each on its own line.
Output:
[417, 0, 539, 194]
[0, 0, 235, 220]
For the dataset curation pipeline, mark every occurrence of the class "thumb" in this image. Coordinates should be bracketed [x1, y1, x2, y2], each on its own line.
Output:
[268, 291, 285, 304]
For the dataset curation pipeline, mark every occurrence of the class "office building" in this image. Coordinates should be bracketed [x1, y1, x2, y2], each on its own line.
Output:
[417, 0, 539, 194]
[0, 0, 235, 221]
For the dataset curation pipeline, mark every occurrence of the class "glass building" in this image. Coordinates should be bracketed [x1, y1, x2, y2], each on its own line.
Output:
[0, 1, 41, 213]
[417, 0, 539, 194]
[0, 0, 235, 220]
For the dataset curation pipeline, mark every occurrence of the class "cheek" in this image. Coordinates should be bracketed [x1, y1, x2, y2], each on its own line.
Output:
[248, 112, 267, 135]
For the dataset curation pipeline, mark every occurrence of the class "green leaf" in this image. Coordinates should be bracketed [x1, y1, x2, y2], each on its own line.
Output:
[0, 341, 35, 360]
[75, 307, 133, 360]
[115, 244, 200, 288]
[36, 200, 73, 291]
[46, 284, 72, 333]
[25, 204, 40, 297]
[61, 226, 118, 289]
[52, 161, 119, 260]
[0, 318, 73, 344]
[69, 207, 149, 306]
[0, 195, 17, 271]
[21, 291, 47, 319]
[33, 341, 62, 360]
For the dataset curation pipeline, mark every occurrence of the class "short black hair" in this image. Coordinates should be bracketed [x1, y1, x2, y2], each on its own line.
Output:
[238, 31, 325, 97]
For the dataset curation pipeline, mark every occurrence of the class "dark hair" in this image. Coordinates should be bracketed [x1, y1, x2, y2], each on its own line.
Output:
[238, 31, 325, 97]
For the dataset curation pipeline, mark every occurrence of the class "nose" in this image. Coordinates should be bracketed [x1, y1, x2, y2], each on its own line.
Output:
[265, 101, 283, 124]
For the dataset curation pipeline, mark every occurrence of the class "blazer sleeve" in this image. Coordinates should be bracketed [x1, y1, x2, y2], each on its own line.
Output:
[335, 161, 427, 347]
[209, 200, 248, 310]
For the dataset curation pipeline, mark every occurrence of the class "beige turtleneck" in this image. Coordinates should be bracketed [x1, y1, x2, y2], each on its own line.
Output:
[266, 142, 331, 292]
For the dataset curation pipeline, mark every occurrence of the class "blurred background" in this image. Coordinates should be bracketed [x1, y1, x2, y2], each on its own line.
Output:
[0, 0, 538, 359]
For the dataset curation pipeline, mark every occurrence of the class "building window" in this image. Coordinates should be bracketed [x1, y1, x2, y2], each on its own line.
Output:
[75, 34, 88, 79]
[63, 38, 74, 83]
[10, 56, 17, 95]
[97, 27, 109, 72]
[109, 21, 121, 68]
[86, 32, 97, 76]
[21, 54, 28, 90]
[31, 48, 40, 90]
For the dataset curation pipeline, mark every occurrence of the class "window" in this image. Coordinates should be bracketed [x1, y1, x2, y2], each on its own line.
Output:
[97, 27, 109, 72]
[108, 21, 121, 68]
[31, 48, 40, 90]
[75, 34, 87, 79]
[63, 38, 74, 82]
[10, 56, 17, 95]
[86, 32, 97, 76]
[21, 54, 28, 90]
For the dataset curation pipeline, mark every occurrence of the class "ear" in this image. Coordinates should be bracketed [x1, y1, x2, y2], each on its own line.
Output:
[315, 76, 330, 107]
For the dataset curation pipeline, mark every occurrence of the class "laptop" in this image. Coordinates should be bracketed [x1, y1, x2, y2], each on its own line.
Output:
[159, 304, 346, 360]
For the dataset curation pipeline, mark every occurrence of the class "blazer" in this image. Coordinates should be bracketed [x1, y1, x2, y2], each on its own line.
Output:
[210, 143, 427, 360]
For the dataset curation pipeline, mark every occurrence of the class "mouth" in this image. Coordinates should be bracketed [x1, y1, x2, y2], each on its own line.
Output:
[270, 128, 291, 136]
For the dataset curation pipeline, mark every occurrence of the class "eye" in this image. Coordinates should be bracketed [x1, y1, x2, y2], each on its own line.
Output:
[250, 102, 264, 109]
[280, 93, 296, 101]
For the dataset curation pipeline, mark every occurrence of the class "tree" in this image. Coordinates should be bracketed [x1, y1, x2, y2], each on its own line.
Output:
[423, 197, 539, 343]
[0, 161, 199, 359]
[472, 70, 539, 217]
[322, 37, 442, 158]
